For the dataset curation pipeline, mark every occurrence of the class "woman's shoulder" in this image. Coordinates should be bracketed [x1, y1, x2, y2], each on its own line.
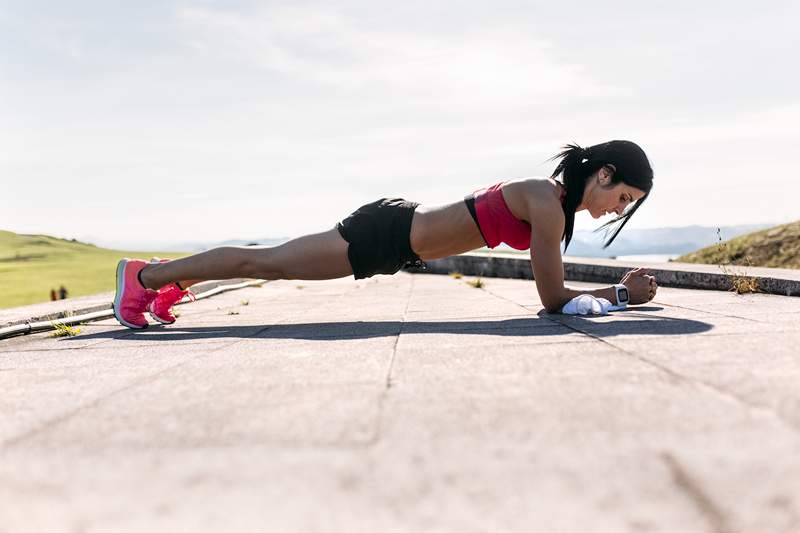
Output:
[502, 177, 565, 224]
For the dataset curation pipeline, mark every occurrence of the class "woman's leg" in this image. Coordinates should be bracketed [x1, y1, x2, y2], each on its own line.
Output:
[139, 227, 353, 290]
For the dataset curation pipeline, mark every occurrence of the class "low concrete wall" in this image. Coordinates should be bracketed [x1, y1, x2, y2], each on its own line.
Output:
[404, 252, 800, 297]
[0, 279, 258, 334]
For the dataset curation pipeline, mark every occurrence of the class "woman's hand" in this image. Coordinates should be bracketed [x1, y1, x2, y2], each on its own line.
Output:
[620, 267, 658, 304]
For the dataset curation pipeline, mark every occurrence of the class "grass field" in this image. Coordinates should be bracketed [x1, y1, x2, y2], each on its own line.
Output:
[677, 220, 800, 269]
[0, 230, 187, 309]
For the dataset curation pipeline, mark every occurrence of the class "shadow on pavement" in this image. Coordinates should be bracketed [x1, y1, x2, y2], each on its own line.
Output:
[68, 315, 713, 342]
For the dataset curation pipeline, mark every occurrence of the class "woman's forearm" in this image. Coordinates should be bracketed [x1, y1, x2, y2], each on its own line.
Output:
[548, 285, 620, 312]
[563, 284, 619, 303]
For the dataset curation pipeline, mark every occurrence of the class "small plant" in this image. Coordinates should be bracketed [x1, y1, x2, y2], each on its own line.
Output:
[729, 275, 759, 294]
[715, 227, 759, 294]
[252, 281, 265, 288]
[449, 272, 463, 279]
[227, 310, 240, 315]
[296, 285, 305, 289]
[51, 323, 81, 337]
[240, 299, 249, 306]
[466, 278, 484, 289]
[173, 309, 181, 318]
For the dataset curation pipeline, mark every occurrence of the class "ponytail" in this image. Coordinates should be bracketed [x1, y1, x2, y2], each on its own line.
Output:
[548, 143, 601, 252]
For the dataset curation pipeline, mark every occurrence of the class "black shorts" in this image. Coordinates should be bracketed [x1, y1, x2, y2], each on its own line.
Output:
[336, 197, 427, 280]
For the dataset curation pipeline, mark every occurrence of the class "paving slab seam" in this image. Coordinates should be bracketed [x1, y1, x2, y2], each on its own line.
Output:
[479, 285, 800, 434]
[553, 318, 800, 434]
[403, 339, 598, 351]
[412, 312, 544, 322]
[0, 280, 377, 447]
[387, 275, 415, 390]
[648, 301, 772, 324]
[0, 329, 132, 356]
[477, 285, 590, 334]
[360, 275, 416, 448]
[0, 328, 168, 370]
[0, 338, 252, 357]
[0, 312, 257, 366]
[0, 331, 265, 449]
[0, 283, 359, 449]
[661, 451, 738, 533]
[0, 284, 348, 364]
[23, 438, 390, 453]
[0, 305, 235, 355]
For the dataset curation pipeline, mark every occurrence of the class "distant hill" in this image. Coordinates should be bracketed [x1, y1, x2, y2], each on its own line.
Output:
[676, 221, 800, 269]
[543, 224, 772, 258]
[96, 225, 772, 257]
[0, 230, 185, 309]
[85, 223, 776, 260]
[172, 237, 290, 252]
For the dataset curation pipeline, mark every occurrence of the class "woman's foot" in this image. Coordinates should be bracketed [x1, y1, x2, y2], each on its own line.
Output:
[113, 259, 159, 329]
[147, 283, 195, 324]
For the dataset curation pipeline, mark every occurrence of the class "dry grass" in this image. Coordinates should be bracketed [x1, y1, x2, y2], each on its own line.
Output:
[466, 278, 485, 289]
[728, 274, 760, 294]
[240, 299, 249, 306]
[50, 323, 81, 337]
[449, 272, 463, 279]
[713, 228, 760, 294]
[227, 310, 240, 315]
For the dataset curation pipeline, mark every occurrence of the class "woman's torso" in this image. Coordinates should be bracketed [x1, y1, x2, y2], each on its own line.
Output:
[409, 177, 564, 261]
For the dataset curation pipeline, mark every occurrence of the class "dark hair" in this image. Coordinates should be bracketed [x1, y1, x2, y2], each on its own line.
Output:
[548, 140, 653, 252]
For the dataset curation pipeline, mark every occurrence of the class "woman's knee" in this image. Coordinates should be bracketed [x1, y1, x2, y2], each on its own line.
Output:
[244, 248, 286, 279]
[214, 230, 351, 281]
[216, 246, 285, 280]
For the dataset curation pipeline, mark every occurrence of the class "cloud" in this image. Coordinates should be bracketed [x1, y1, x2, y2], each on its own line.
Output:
[174, 5, 626, 110]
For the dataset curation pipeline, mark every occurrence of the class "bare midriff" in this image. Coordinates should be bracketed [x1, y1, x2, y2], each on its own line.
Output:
[409, 200, 486, 261]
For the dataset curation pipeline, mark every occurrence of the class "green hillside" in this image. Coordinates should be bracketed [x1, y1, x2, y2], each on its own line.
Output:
[676, 220, 800, 269]
[0, 230, 187, 309]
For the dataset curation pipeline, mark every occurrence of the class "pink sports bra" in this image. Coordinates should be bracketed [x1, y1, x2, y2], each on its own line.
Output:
[464, 180, 566, 250]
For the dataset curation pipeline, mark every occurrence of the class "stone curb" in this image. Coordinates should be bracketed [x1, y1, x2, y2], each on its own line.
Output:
[404, 252, 800, 297]
[0, 279, 265, 340]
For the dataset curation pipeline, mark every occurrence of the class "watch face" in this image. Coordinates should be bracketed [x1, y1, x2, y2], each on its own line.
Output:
[618, 287, 629, 302]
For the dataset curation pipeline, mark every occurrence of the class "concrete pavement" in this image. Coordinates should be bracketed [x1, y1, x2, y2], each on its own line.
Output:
[2, 272, 799, 533]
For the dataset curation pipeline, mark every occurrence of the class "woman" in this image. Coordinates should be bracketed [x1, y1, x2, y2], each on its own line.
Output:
[113, 140, 657, 329]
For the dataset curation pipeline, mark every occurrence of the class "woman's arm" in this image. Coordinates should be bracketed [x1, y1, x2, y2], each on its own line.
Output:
[527, 200, 656, 313]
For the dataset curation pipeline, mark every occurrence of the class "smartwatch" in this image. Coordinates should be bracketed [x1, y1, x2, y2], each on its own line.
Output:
[613, 284, 630, 307]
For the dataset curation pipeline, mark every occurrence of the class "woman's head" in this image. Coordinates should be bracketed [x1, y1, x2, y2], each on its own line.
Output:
[580, 164, 648, 219]
[549, 140, 653, 252]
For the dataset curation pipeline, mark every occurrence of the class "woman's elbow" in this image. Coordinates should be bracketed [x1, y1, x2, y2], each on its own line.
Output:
[543, 303, 562, 314]
[541, 294, 566, 314]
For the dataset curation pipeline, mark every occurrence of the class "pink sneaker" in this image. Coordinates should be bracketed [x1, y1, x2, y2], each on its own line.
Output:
[148, 283, 195, 324]
[113, 259, 159, 329]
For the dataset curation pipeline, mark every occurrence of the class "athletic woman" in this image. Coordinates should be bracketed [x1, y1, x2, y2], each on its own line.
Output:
[113, 140, 657, 329]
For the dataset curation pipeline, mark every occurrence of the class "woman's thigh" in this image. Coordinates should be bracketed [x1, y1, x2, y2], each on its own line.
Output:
[259, 227, 353, 280]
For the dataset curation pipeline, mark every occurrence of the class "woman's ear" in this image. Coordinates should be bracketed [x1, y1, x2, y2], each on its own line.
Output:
[598, 166, 611, 184]
[598, 164, 616, 184]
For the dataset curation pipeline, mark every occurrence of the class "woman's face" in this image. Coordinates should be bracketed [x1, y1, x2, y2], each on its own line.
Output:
[581, 165, 647, 219]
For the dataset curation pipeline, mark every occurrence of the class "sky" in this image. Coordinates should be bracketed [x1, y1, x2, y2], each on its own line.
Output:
[2, 0, 799, 249]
